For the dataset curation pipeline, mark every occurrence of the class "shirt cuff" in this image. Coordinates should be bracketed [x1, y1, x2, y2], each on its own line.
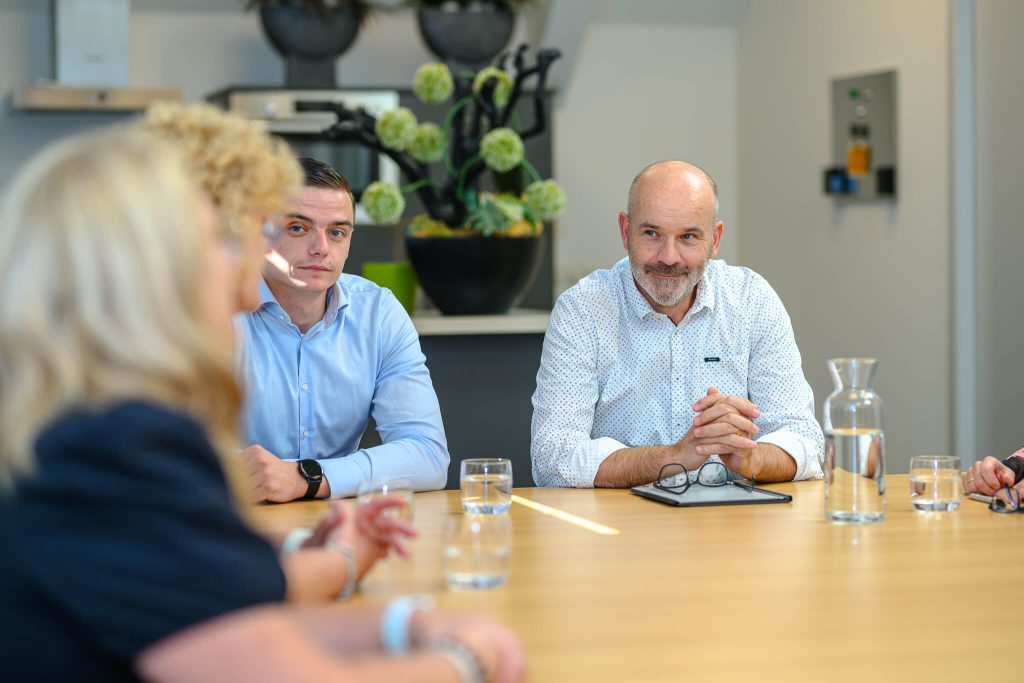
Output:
[581, 437, 630, 487]
[756, 430, 823, 481]
[317, 457, 366, 499]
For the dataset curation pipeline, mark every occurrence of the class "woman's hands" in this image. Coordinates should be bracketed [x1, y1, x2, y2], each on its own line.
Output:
[303, 498, 417, 580]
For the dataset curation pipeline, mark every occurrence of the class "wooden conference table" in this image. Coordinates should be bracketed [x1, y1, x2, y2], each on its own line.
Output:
[251, 475, 1024, 682]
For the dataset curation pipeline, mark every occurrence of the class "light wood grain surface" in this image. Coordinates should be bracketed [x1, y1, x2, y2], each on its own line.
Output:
[249, 475, 1023, 683]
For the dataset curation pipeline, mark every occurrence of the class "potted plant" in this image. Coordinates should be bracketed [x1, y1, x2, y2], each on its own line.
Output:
[318, 45, 563, 314]
[247, 0, 374, 87]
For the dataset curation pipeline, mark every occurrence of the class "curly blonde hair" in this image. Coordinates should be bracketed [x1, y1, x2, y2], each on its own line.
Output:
[141, 102, 302, 232]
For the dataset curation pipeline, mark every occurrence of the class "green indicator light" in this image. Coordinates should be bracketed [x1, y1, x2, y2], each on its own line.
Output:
[849, 87, 860, 100]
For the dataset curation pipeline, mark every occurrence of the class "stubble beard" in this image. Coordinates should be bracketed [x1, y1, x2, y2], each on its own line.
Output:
[628, 244, 709, 308]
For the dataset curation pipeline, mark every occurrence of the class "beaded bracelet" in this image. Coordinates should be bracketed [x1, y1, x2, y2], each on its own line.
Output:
[1002, 454, 1024, 486]
[381, 595, 435, 654]
[433, 638, 486, 683]
[280, 528, 314, 557]
[323, 541, 357, 601]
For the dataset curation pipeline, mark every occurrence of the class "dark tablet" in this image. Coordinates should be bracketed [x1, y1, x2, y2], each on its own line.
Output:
[631, 480, 793, 507]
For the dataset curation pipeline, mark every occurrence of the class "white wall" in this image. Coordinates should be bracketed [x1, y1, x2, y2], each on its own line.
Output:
[976, 0, 1024, 459]
[0, 0, 123, 187]
[553, 14, 739, 292]
[737, 0, 952, 473]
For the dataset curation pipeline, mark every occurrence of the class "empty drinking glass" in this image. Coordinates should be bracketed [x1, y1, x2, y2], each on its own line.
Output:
[459, 458, 512, 514]
[356, 477, 414, 522]
[909, 455, 962, 511]
[442, 514, 511, 590]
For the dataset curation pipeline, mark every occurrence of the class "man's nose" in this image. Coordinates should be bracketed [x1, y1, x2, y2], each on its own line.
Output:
[658, 238, 682, 264]
[308, 230, 328, 255]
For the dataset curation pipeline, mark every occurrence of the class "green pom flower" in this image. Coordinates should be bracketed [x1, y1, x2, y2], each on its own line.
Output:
[473, 66, 513, 108]
[362, 182, 406, 224]
[408, 123, 446, 163]
[413, 62, 454, 104]
[375, 108, 418, 151]
[467, 193, 524, 236]
[523, 180, 566, 220]
[479, 128, 524, 173]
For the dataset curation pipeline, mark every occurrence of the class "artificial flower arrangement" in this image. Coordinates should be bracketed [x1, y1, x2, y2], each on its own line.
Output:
[325, 46, 566, 237]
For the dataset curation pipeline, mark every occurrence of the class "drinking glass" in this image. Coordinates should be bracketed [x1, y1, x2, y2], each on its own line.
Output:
[822, 358, 887, 523]
[459, 458, 512, 514]
[909, 455, 962, 512]
[356, 477, 414, 522]
[442, 514, 511, 590]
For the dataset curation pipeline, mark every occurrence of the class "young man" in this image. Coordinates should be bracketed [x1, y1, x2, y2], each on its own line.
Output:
[531, 160, 824, 489]
[238, 158, 449, 501]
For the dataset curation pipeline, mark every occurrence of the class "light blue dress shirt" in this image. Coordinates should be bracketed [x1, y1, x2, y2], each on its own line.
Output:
[235, 276, 449, 498]
[531, 258, 824, 488]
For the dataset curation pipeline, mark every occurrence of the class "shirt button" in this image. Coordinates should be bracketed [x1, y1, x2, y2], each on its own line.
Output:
[302, 383, 309, 391]
[303, 429, 309, 438]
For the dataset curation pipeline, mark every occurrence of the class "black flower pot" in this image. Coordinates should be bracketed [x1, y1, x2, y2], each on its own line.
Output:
[405, 235, 544, 315]
[416, 2, 515, 67]
[259, 4, 363, 88]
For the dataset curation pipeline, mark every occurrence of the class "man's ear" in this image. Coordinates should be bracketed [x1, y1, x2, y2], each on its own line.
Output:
[710, 220, 724, 258]
[618, 212, 630, 251]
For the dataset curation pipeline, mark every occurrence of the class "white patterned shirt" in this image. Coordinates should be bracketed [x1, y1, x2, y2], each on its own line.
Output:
[531, 257, 824, 488]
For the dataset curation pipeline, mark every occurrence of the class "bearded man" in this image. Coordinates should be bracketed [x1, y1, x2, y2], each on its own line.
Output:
[530, 160, 823, 488]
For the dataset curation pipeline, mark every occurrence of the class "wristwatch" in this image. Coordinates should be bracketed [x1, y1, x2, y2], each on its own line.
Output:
[297, 459, 323, 500]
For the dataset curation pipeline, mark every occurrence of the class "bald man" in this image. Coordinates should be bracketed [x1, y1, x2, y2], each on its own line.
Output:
[530, 160, 823, 489]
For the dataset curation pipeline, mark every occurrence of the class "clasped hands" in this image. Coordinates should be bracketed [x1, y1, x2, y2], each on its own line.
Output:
[301, 497, 417, 580]
[675, 387, 761, 479]
[962, 456, 1022, 503]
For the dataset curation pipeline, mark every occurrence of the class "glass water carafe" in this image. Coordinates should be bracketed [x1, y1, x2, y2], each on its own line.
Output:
[823, 358, 886, 523]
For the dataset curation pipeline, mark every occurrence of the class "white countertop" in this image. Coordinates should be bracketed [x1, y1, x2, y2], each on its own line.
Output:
[412, 308, 550, 336]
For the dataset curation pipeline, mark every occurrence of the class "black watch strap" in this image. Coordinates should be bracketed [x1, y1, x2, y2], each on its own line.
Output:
[302, 476, 319, 500]
[297, 459, 323, 500]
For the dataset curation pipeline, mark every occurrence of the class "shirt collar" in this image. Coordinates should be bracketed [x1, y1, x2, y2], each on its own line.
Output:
[257, 277, 348, 328]
[691, 260, 716, 315]
[616, 257, 717, 321]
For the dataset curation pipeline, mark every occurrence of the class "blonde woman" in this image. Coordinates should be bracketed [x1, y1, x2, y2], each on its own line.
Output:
[140, 102, 415, 602]
[0, 128, 523, 683]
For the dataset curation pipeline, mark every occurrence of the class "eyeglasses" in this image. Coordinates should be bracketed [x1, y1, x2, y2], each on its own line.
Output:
[262, 219, 283, 245]
[654, 460, 746, 495]
[988, 485, 1022, 513]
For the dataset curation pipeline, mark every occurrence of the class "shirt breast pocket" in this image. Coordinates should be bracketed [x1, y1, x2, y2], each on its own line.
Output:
[699, 354, 749, 400]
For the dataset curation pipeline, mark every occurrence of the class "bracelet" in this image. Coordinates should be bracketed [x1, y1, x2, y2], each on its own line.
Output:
[381, 595, 435, 654]
[280, 528, 313, 557]
[323, 541, 357, 601]
[433, 638, 486, 683]
[1002, 455, 1024, 486]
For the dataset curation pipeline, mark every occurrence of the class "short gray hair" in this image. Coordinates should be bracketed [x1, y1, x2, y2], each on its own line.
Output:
[626, 160, 720, 222]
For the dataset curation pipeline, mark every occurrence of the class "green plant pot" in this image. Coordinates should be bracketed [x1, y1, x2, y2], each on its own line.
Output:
[362, 261, 418, 316]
